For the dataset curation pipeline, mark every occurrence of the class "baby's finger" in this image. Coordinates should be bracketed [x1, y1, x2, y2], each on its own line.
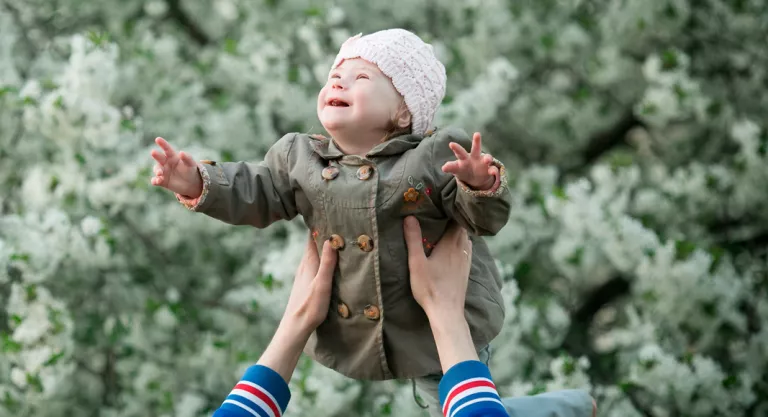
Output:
[449, 142, 469, 160]
[179, 151, 196, 168]
[482, 154, 493, 165]
[470, 133, 482, 157]
[155, 137, 177, 158]
[153, 164, 163, 177]
[150, 149, 167, 165]
[441, 161, 462, 174]
[151, 175, 165, 186]
[488, 165, 499, 178]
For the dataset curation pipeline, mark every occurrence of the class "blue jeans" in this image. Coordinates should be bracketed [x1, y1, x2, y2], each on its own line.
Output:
[414, 345, 594, 417]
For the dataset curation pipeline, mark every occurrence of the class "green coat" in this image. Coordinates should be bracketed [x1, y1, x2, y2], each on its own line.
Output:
[181, 127, 511, 380]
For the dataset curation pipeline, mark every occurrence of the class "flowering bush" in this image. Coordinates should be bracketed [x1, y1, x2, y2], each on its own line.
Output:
[1, 0, 766, 416]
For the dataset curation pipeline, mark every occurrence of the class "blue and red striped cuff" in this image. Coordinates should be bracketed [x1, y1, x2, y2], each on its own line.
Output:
[213, 365, 291, 417]
[438, 360, 508, 417]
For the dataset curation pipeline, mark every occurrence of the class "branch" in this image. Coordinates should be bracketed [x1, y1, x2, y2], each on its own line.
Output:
[561, 276, 631, 357]
[557, 276, 660, 416]
[561, 110, 643, 178]
[164, 0, 211, 46]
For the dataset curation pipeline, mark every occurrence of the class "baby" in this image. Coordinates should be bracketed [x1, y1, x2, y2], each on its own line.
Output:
[151, 29, 593, 416]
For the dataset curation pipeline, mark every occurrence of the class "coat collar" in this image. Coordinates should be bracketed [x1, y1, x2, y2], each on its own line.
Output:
[308, 133, 427, 160]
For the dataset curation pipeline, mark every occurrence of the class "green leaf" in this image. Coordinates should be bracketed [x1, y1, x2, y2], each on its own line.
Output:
[0, 86, 19, 98]
[120, 119, 136, 131]
[45, 351, 66, 366]
[2, 333, 22, 353]
[552, 186, 567, 200]
[540, 33, 555, 50]
[26, 373, 44, 392]
[10, 253, 30, 262]
[561, 357, 576, 375]
[304, 6, 322, 16]
[661, 50, 679, 70]
[224, 39, 238, 55]
[287, 65, 299, 83]
[566, 247, 584, 266]
[722, 375, 740, 389]
[674, 240, 696, 261]
[26, 284, 38, 302]
[49, 175, 60, 191]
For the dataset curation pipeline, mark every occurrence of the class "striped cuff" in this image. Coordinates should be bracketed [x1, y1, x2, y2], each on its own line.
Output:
[439, 360, 508, 417]
[212, 365, 291, 417]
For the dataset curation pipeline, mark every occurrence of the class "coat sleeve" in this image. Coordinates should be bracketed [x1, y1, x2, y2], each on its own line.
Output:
[176, 133, 300, 228]
[431, 127, 511, 236]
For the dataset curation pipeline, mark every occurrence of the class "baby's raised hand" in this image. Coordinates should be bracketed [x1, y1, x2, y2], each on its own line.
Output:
[150, 137, 203, 198]
[441, 132, 498, 190]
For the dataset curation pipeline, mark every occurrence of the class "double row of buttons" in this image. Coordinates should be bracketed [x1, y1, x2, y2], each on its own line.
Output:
[328, 234, 373, 252]
[337, 302, 380, 320]
[322, 165, 374, 181]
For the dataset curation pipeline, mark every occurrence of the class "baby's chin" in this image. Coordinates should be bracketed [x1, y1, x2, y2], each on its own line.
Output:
[319, 113, 361, 133]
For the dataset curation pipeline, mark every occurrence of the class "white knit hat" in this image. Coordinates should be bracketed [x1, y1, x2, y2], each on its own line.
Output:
[331, 29, 447, 136]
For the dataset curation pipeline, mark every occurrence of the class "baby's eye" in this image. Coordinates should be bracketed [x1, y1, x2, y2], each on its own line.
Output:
[356, 74, 369, 80]
[330, 73, 341, 79]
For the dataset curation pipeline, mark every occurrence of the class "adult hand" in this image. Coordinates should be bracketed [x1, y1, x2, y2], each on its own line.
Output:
[257, 235, 337, 382]
[281, 237, 337, 334]
[403, 216, 478, 371]
[403, 216, 473, 318]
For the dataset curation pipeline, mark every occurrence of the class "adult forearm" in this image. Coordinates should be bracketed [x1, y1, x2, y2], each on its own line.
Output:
[428, 311, 479, 373]
[256, 318, 311, 383]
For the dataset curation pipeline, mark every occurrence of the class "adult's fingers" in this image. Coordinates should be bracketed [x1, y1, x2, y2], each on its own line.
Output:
[442, 221, 468, 250]
[314, 241, 337, 289]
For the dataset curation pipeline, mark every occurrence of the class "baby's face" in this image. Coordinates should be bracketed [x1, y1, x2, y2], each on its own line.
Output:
[317, 58, 404, 135]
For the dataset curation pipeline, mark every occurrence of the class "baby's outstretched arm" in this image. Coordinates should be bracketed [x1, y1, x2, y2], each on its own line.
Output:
[431, 127, 511, 236]
[150, 133, 301, 228]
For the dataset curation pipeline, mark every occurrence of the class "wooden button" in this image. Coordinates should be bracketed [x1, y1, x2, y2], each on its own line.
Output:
[356, 235, 373, 252]
[363, 304, 380, 320]
[329, 234, 345, 250]
[356, 165, 373, 180]
[322, 166, 339, 180]
[337, 302, 350, 318]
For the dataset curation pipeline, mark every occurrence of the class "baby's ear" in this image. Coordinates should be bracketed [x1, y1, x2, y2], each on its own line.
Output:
[395, 102, 412, 129]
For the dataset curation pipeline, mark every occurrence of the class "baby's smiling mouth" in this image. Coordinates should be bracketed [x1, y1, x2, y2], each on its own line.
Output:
[327, 99, 350, 107]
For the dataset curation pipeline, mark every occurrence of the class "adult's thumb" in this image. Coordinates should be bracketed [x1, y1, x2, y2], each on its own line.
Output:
[403, 216, 426, 264]
[315, 241, 337, 288]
